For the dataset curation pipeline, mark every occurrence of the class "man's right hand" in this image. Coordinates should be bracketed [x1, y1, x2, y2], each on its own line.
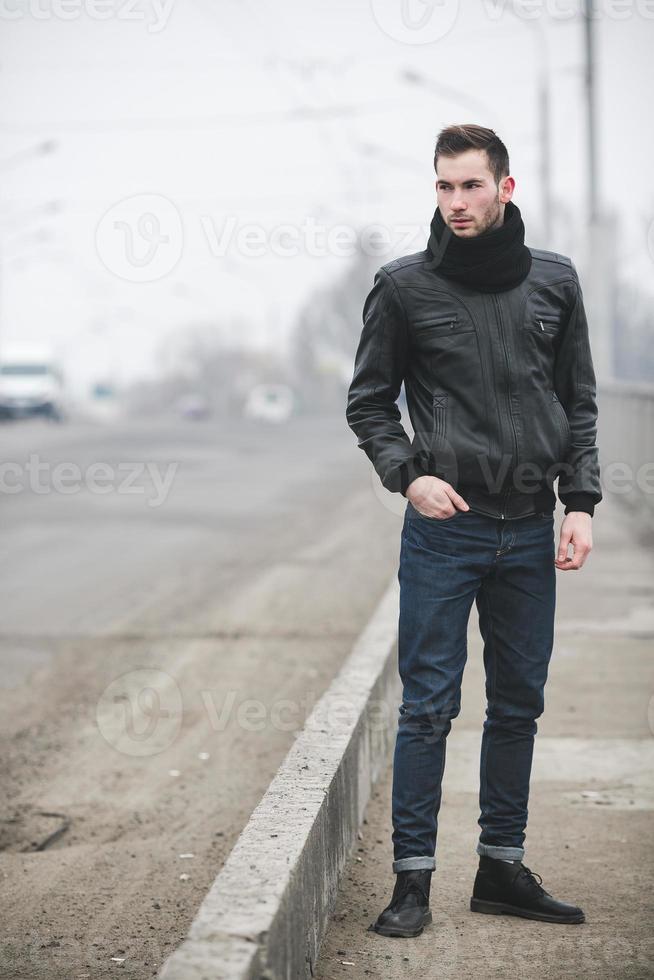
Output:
[406, 475, 470, 520]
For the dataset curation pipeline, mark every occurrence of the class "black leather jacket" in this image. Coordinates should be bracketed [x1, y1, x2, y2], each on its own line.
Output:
[346, 246, 602, 520]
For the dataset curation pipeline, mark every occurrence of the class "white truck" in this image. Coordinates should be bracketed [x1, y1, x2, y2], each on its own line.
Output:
[0, 345, 66, 421]
[243, 383, 295, 423]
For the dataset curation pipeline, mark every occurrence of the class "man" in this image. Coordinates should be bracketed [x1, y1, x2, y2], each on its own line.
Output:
[346, 124, 601, 938]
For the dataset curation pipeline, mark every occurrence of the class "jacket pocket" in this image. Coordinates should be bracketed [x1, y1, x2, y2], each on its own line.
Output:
[423, 390, 452, 484]
[414, 313, 473, 338]
[432, 391, 448, 440]
[531, 314, 562, 337]
[551, 390, 571, 456]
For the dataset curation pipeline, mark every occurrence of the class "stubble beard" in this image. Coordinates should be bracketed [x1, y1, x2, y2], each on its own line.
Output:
[473, 198, 504, 236]
[449, 197, 504, 238]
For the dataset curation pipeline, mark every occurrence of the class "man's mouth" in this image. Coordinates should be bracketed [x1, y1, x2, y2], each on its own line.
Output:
[451, 218, 472, 225]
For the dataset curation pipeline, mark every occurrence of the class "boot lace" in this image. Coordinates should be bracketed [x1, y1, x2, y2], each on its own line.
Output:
[516, 864, 546, 896]
[391, 874, 430, 909]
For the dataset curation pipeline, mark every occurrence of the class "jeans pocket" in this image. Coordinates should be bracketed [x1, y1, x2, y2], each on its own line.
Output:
[406, 500, 467, 524]
[415, 509, 462, 524]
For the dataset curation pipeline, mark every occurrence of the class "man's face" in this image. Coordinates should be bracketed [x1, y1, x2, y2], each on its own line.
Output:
[435, 149, 514, 238]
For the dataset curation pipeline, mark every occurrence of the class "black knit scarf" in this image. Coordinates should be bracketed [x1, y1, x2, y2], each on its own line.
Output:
[425, 199, 532, 293]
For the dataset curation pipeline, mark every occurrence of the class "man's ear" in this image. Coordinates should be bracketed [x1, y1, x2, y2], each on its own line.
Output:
[499, 175, 515, 204]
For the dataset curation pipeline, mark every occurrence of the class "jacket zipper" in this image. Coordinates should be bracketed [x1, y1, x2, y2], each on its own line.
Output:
[492, 294, 519, 519]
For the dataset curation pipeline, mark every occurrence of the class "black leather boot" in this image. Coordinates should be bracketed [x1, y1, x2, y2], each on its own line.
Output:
[470, 856, 585, 923]
[368, 869, 433, 937]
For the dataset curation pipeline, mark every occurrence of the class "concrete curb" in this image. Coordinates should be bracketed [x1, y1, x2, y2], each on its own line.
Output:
[159, 577, 401, 980]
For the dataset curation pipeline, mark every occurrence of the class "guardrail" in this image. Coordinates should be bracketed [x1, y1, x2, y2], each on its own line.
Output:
[597, 380, 654, 529]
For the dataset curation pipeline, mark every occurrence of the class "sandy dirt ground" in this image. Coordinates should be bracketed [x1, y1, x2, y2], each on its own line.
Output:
[0, 415, 403, 980]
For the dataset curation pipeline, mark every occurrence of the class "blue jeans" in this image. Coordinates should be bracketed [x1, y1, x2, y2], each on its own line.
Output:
[391, 502, 556, 873]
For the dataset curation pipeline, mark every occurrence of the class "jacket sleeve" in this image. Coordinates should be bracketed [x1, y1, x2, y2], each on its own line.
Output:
[346, 267, 425, 495]
[553, 265, 603, 517]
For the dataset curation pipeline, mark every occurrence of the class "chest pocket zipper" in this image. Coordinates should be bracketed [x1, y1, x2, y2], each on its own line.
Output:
[536, 315, 561, 334]
[415, 313, 462, 337]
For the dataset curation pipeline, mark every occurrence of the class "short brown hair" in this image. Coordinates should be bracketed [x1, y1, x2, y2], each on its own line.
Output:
[434, 124, 509, 187]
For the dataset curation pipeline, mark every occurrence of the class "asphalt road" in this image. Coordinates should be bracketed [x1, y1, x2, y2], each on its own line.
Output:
[0, 413, 402, 980]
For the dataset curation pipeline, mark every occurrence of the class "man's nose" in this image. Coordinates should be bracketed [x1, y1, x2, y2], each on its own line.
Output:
[451, 197, 467, 212]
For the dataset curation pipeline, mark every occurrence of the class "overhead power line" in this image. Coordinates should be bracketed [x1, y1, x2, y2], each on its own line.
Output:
[0, 100, 409, 135]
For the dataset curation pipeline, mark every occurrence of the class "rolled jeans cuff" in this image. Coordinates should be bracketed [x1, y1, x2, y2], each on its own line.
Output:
[477, 841, 524, 861]
[393, 856, 436, 873]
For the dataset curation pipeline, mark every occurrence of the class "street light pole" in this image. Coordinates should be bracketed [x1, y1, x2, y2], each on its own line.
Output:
[536, 49, 553, 244]
[583, 0, 598, 224]
[0, 140, 57, 174]
[580, 0, 615, 382]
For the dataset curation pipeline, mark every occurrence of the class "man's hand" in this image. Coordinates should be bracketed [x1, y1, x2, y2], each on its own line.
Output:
[555, 512, 593, 570]
[406, 475, 470, 520]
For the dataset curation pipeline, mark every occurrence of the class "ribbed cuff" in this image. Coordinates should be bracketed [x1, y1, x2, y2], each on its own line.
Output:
[399, 457, 428, 497]
[560, 492, 595, 517]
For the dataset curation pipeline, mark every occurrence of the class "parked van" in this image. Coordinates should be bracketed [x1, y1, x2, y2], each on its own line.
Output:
[0, 346, 66, 421]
